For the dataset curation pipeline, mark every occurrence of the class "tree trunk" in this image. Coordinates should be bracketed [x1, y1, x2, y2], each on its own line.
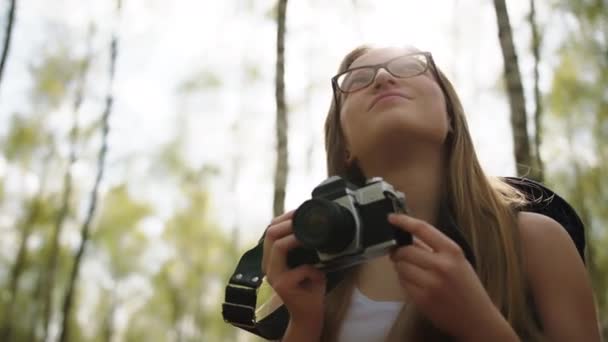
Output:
[0, 0, 16, 93]
[101, 287, 117, 342]
[58, 3, 120, 340]
[0, 149, 53, 341]
[528, 0, 544, 182]
[492, 0, 537, 180]
[0, 199, 40, 341]
[273, 0, 289, 217]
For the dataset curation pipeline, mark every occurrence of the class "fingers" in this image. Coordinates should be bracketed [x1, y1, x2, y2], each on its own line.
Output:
[262, 210, 326, 318]
[262, 219, 293, 273]
[394, 259, 437, 290]
[274, 264, 326, 293]
[388, 214, 462, 255]
[270, 210, 296, 226]
[413, 236, 434, 252]
[266, 234, 301, 284]
[398, 276, 426, 304]
[391, 244, 436, 270]
[261, 210, 296, 274]
[393, 247, 443, 305]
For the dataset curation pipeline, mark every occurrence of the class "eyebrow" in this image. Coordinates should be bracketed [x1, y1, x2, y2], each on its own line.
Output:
[350, 59, 380, 69]
[349, 51, 421, 69]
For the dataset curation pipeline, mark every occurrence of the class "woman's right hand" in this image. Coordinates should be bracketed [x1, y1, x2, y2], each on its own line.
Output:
[262, 210, 326, 333]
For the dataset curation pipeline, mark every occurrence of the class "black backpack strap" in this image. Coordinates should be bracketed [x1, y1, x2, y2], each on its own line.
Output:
[502, 177, 586, 262]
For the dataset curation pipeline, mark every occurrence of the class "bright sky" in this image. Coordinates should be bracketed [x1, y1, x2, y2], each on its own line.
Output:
[1, 0, 561, 246]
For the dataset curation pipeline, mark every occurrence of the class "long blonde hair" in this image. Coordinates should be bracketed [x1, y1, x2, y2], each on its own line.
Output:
[321, 46, 544, 341]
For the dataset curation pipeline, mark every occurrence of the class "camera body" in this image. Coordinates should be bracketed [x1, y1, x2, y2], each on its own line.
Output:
[287, 176, 412, 272]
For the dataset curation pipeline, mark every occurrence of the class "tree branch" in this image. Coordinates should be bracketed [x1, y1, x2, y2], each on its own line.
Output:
[58, 3, 120, 340]
[0, 0, 16, 94]
[40, 27, 94, 342]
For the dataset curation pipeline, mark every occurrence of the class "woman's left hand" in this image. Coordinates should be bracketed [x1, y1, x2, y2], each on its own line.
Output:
[388, 213, 517, 341]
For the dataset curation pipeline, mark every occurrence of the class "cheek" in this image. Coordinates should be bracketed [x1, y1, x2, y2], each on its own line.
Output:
[339, 97, 368, 152]
[418, 81, 450, 135]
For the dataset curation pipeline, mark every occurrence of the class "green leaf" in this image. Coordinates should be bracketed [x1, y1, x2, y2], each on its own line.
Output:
[3, 114, 45, 163]
[28, 46, 82, 108]
[93, 184, 152, 277]
[176, 70, 222, 93]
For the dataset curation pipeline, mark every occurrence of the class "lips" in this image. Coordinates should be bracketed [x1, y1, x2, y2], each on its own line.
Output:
[368, 91, 410, 110]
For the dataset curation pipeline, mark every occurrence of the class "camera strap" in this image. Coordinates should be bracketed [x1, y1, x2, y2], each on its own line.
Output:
[221, 235, 344, 339]
[221, 177, 586, 340]
[220, 239, 286, 339]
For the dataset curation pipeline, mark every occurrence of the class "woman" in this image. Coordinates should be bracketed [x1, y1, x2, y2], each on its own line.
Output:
[261, 46, 601, 341]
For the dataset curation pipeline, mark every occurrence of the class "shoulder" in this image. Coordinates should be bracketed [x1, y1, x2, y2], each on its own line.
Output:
[516, 211, 601, 341]
[516, 211, 576, 256]
[516, 211, 586, 291]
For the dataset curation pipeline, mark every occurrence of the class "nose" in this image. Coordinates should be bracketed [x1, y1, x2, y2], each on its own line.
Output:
[372, 67, 397, 90]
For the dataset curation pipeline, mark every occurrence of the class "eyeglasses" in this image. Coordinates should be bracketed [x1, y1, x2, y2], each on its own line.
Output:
[329, 51, 455, 137]
[332, 52, 435, 96]
[331, 52, 449, 112]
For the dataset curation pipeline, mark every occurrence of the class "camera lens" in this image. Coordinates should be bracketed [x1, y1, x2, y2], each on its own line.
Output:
[292, 199, 356, 254]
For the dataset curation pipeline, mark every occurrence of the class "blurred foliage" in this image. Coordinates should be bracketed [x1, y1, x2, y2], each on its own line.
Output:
[93, 185, 152, 278]
[0, 0, 606, 341]
[243, 60, 263, 84]
[4, 114, 45, 163]
[117, 132, 243, 341]
[547, 0, 608, 334]
[28, 46, 81, 108]
[0, 20, 247, 342]
[0, 35, 85, 342]
[0, 178, 4, 205]
[176, 70, 222, 94]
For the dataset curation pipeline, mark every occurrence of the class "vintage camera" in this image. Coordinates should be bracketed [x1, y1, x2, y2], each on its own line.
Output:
[287, 176, 412, 272]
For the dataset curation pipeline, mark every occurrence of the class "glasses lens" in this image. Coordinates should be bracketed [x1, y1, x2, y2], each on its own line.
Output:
[338, 68, 375, 92]
[388, 54, 428, 77]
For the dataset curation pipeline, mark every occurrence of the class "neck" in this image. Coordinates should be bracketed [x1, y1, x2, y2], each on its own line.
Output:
[354, 145, 446, 301]
[358, 144, 446, 225]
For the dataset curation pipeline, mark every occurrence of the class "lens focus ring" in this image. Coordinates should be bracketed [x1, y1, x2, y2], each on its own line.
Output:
[292, 198, 356, 254]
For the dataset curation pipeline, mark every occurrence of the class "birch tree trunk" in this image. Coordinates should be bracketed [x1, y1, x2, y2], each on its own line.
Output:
[528, 0, 544, 182]
[58, 2, 120, 340]
[273, 0, 288, 217]
[0, 0, 16, 93]
[493, 0, 537, 180]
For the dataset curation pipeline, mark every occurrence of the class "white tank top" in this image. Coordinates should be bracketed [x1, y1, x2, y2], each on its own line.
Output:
[336, 287, 404, 342]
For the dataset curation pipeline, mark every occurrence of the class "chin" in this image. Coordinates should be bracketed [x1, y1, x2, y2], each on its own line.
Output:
[367, 112, 446, 150]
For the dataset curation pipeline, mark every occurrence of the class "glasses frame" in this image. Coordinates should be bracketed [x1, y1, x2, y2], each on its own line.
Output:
[331, 51, 454, 121]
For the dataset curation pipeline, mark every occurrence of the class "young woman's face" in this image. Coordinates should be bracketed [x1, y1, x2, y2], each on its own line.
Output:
[339, 47, 450, 162]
